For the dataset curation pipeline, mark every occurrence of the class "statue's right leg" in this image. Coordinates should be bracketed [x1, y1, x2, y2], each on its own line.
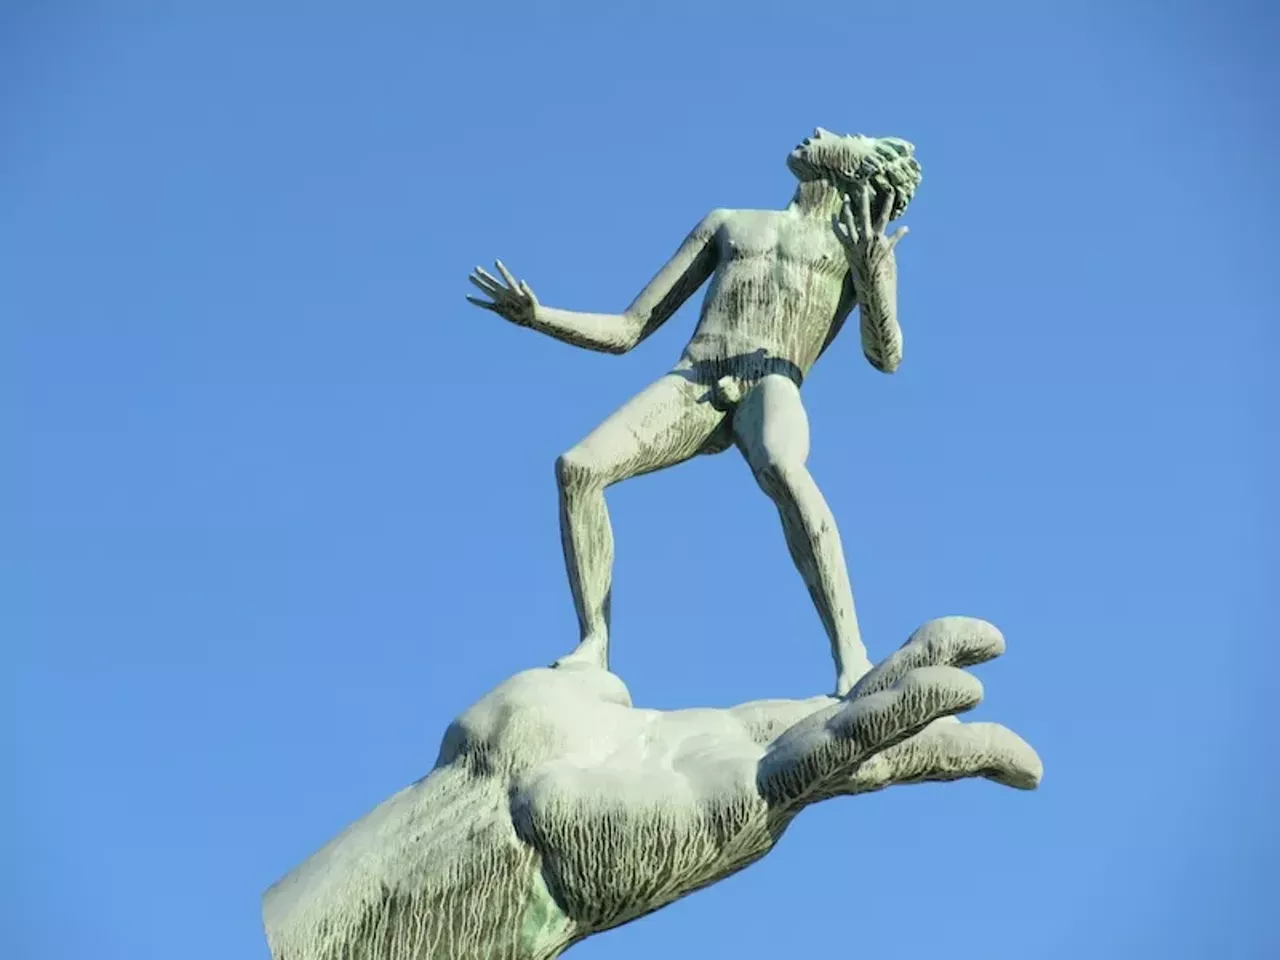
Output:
[731, 374, 872, 696]
[554, 373, 727, 670]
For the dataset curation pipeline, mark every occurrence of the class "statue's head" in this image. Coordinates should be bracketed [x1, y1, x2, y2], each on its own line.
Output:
[787, 128, 922, 219]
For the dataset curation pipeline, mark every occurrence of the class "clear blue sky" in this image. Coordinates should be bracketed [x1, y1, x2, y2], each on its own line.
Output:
[4, 4, 1275, 958]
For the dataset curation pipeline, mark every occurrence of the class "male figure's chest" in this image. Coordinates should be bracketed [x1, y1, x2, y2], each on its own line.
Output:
[717, 213, 844, 275]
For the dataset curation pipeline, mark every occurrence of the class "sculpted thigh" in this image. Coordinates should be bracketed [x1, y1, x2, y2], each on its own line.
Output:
[732, 373, 811, 472]
[567, 373, 728, 484]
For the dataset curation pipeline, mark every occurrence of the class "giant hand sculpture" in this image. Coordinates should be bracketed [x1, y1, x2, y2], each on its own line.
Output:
[263, 617, 1041, 960]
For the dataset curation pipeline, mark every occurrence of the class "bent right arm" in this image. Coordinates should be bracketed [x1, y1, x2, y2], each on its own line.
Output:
[834, 185, 907, 373]
[468, 211, 725, 355]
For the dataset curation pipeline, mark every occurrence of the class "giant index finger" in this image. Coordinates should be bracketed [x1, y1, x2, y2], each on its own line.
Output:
[757, 665, 983, 809]
[850, 617, 1006, 700]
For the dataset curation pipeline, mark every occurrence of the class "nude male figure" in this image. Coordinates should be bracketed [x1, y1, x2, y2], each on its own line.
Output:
[468, 129, 922, 696]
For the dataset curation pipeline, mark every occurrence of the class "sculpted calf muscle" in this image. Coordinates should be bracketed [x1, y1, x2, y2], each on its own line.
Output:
[468, 129, 923, 696]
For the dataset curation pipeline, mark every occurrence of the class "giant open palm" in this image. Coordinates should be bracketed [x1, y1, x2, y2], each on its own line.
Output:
[264, 617, 1041, 960]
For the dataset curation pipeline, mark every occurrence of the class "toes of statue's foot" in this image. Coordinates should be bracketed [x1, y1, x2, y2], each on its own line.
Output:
[835, 663, 873, 699]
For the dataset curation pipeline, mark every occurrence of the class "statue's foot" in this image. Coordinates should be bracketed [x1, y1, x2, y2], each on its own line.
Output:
[834, 656, 875, 698]
[552, 636, 608, 672]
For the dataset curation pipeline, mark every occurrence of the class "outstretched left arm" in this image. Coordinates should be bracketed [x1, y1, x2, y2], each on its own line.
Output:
[466, 211, 724, 355]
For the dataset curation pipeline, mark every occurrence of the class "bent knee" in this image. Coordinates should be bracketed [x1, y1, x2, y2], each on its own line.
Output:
[555, 448, 606, 493]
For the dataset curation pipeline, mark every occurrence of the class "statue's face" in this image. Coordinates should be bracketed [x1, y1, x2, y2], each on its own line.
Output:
[787, 128, 879, 183]
[787, 128, 916, 185]
[788, 128, 920, 219]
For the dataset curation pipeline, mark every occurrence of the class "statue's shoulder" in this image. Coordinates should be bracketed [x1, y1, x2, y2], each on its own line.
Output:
[708, 207, 780, 228]
[708, 207, 791, 245]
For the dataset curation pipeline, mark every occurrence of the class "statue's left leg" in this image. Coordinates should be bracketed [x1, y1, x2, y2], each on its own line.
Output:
[731, 374, 872, 696]
[554, 373, 729, 671]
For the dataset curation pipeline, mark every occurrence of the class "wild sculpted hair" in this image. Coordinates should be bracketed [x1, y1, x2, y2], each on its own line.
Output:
[789, 133, 922, 220]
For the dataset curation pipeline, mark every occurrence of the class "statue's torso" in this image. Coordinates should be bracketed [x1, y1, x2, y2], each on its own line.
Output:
[682, 209, 850, 379]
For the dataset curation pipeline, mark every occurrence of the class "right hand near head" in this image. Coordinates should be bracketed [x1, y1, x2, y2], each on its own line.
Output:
[833, 181, 907, 274]
[467, 260, 538, 327]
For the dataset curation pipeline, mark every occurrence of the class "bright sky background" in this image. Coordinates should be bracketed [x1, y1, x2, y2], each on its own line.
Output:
[4, 4, 1276, 958]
